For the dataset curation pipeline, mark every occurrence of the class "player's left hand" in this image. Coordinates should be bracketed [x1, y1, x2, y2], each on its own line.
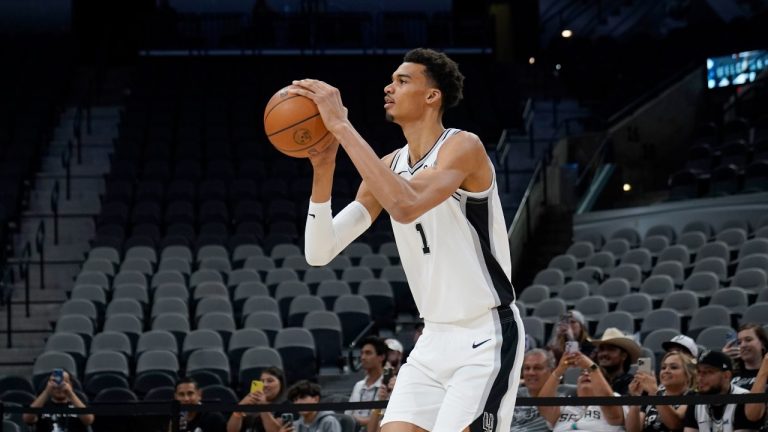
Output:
[289, 79, 349, 134]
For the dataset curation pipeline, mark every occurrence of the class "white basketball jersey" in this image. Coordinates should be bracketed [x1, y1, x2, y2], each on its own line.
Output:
[389, 128, 515, 323]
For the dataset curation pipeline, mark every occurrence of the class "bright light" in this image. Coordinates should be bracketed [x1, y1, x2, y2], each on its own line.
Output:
[528, 57, 536, 65]
[561, 29, 573, 38]
[622, 183, 632, 192]
[555, 64, 562, 71]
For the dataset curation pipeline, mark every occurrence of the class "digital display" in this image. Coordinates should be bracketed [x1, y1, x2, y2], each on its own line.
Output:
[707, 50, 768, 89]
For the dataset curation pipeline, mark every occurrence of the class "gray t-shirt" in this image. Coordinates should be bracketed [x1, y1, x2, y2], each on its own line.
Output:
[293, 411, 341, 432]
[510, 387, 553, 432]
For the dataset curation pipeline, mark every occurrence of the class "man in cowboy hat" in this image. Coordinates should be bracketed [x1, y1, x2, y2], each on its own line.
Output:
[593, 327, 642, 395]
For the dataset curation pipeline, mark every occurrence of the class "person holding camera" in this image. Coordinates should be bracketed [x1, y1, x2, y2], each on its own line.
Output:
[625, 351, 697, 432]
[537, 351, 627, 432]
[280, 381, 341, 432]
[23, 369, 94, 432]
[228, 367, 288, 432]
[367, 368, 398, 432]
[723, 323, 768, 391]
[547, 311, 595, 363]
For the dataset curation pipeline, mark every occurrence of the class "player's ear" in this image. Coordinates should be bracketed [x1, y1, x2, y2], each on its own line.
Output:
[426, 89, 441, 105]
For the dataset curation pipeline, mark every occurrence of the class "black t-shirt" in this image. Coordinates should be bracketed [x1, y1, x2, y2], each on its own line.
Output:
[180, 411, 227, 432]
[34, 401, 90, 432]
[731, 369, 759, 390]
[237, 398, 288, 432]
[683, 401, 763, 430]
[640, 389, 693, 432]
[611, 372, 634, 396]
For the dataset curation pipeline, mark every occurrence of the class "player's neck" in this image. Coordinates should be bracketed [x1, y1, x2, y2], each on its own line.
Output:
[401, 119, 446, 162]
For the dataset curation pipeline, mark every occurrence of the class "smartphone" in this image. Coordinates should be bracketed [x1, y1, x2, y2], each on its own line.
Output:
[250, 380, 264, 394]
[52, 368, 64, 386]
[637, 357, 652, 375]
[725, 330, 738, 346]
[382, 367, 394, 386]
[281, 413, 294, 424]
[565, 341, 580, 354]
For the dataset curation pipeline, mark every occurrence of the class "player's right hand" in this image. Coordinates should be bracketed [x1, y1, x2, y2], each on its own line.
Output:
[308, 139, 340, 169]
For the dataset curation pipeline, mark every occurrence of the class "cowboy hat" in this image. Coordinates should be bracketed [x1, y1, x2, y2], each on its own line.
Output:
[593, 328, 642, 363]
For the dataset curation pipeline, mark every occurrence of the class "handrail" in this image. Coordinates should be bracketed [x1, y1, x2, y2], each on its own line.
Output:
[345, 321, 376, 372]
[35, 221, 46, 290]
[19, 242, 31, 317]
[575, 134, 612, 188]
[2, 265, 13, 348]
[50, 181, 60, 245]
[62, 140, 72, 200]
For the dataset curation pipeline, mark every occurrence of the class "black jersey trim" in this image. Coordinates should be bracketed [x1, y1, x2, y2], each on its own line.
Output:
[464, 197, 515, 305]
[407, 128, 452, 173]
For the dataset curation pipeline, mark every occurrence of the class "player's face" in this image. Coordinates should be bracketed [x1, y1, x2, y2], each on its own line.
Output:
[383, 62, 439, 123]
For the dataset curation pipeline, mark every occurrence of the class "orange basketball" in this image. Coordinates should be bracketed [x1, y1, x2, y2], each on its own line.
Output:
[263, 86, 333, 158]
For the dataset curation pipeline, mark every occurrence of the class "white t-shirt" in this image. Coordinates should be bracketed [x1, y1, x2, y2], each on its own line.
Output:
[345, 374, 383, 418]
[549, 395, 629, 432]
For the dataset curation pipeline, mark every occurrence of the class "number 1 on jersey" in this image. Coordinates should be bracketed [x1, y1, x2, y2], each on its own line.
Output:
[415, 222, 431, 254]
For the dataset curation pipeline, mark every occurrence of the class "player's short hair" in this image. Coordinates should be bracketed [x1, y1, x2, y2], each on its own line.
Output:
[403, 48, 465, 111]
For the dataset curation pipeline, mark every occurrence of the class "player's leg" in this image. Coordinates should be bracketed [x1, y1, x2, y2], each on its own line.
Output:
[379, 331, 447, 432]
[431, 305, 525, 432]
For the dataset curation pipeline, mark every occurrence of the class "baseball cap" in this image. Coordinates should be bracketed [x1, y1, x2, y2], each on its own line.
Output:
[662, 335, 699, 358]
[697, 350, 733, 372]
[385, 338, 404, 353]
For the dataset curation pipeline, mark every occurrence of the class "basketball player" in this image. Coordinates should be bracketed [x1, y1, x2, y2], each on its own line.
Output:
[289, 48, 524, 432]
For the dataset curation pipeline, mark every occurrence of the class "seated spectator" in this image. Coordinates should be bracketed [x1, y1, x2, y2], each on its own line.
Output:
[346, 336, 387, 429]
[511, 349, 559, 432]
[626, 351, 697, 432]
[228, 367, 287, 432]
[384, 338, 404, 371]
[723, 323, 768, 390]
[538, 351, 627, 431]
[367, 368, 397, 432]
[23, 369, 94, 432]
[682, 350, 762, 431]
[745, 353, 768, 424]
[285, 380, 341, 432]
[547, 311, 595, 362]
[594, 327, 641, 395]
[662, 335, 700, 358]
[170, 377, 226, 432]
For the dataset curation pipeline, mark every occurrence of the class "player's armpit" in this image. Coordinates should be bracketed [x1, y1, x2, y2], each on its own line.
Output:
[392, 132, 491, 223]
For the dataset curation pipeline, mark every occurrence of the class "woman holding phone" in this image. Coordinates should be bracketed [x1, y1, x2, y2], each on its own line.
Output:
[625, 351, 697, 432]
[538, 351, 627, 432]
[228, 367, 288, 432]
[723, 323, 768, 390]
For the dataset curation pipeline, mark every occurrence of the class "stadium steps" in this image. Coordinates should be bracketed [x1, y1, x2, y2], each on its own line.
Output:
[513, 206, 574, 290]
[0, 104, 120, 376]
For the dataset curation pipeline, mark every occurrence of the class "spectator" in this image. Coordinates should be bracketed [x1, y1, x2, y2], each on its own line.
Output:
[367, 368, 398, 432]
[593, 327, 641, 395]
[23, 369, 94, 432]
[547, 311, 595, 362]
[384, 338, 404, 371]
[511, 349, 559, 432]
[662, 335, 700, 358]
[228, 367, 288, 432]
[626, 351, 697, 432]
[346, 336, 387, 428]
[682, 350, 762, 431]
[723, 323, 768, 390]
[170, 377, 226, 432]
[285, 380, 341, 432]
[745, 353, 768, 424]
[538, 351, 627, 431]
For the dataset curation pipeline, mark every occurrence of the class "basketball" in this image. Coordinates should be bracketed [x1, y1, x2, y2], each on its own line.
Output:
[263, 86, 333, 158]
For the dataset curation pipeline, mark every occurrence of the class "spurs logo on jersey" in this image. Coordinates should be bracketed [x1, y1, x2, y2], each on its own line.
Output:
[388, 128, 516, 323]
[483, 412, 495, 432]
